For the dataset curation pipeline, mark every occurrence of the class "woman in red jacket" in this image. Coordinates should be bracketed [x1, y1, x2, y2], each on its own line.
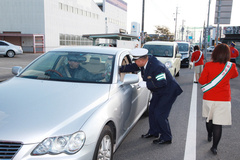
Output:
[199, 43, 239, 155]
[191, 45, 204, 83]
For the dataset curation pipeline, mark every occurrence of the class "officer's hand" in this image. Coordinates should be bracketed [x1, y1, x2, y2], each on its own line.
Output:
[138, 81, 146, 88]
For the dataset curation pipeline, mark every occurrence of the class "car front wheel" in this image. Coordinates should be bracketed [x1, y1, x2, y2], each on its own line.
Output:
[93, 125, 113, 160]
[7, 50, 15, 58]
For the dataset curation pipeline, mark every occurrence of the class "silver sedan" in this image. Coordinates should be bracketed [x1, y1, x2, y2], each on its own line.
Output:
[0, 40, 23, 57]
[0, 46, 151, 160]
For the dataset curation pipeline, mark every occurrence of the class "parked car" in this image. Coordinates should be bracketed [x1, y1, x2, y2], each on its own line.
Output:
[0, 40, 23, 57]
[143, 41, 181, 77]
[207, 46, 215, 52]
[177, 42, 192, 67]
[0, 46, 151, 160]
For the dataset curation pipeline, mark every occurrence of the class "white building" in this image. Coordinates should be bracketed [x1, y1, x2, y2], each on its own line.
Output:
[0, 0, 127, 52]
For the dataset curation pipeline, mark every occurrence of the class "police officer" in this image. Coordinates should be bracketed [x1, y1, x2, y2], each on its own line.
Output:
[230, 42, 239, 63]
[120, 48, 183, 144]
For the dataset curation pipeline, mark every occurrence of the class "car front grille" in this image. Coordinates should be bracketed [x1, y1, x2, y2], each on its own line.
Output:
[0, 141, 22, 160]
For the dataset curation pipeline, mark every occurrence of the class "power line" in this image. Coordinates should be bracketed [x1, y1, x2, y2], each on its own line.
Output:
[147, 0, 173, 23]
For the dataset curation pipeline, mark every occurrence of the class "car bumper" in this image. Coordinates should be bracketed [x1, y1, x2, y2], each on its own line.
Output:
[12, 142, 96, 160]
[15, 49, 23, 55]
[181, 58, 189, 66]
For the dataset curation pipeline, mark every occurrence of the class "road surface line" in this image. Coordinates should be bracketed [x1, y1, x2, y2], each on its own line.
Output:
[184, 75, 197, 160]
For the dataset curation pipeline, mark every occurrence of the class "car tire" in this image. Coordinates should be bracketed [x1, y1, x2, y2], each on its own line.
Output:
[93, 125, 113, 160]
[176, 71, 180, 77]
[6, 50, 15, 58]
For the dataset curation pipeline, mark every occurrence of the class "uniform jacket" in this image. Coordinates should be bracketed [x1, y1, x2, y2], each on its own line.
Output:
[120, 55, 182, 97]
[191, 50, 204, 66]
[230, 47, 239, 59]
[199, 61, 238, 101]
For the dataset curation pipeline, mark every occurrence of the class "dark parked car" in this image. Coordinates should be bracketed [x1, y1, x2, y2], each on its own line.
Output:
[177, 42, 192, 67]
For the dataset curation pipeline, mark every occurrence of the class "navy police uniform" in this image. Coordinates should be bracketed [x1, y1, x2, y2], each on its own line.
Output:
[120, 50, 182, 142]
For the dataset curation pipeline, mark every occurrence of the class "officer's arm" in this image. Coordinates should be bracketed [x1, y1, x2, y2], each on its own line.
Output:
[119, 63, 140, 72]
[146, 68, 167, 91]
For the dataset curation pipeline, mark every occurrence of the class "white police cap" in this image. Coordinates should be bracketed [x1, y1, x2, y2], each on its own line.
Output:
[130, 48, 148, 60]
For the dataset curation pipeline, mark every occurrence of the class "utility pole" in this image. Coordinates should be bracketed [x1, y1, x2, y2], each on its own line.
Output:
[174, 6, 178, 41]
[204, 0, 211, 60]
[141, 0, 145, 46]
[181, 20, 185, 41]
[216, 0, 222, 45]
[199, 31, 202, 49]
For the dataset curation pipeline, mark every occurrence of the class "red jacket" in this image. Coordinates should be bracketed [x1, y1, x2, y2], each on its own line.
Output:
[191, 50, 204, 66]
[199, 62, 238, 101]
[230, 47, 239, 58]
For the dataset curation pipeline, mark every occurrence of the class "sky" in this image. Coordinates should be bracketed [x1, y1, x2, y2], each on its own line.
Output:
[123, 0, 240, 34]
[93, 0, 240, 42]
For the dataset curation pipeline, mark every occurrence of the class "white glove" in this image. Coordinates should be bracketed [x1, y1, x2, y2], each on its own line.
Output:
[138, 81, 146, 88]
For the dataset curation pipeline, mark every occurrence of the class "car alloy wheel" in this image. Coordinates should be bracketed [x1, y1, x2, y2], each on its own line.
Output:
[7, 50, 15, 58]
[93, 125, 113, 160]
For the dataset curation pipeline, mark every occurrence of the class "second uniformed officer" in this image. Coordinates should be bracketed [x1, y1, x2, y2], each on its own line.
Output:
[120, 48, 183, 144]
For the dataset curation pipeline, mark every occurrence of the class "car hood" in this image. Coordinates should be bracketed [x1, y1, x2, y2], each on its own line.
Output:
[179, 51, 189, 54]
[155, 57, 174, 64]
[0, 77, 110, 144]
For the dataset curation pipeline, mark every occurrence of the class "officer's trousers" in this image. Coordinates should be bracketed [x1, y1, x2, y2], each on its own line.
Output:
[148, 92, 178, 141]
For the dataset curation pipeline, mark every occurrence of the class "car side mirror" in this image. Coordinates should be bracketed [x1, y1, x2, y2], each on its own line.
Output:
[122, 74, 139, 85]
[12, 66, 22, 75]
[176, 53, 182, 58]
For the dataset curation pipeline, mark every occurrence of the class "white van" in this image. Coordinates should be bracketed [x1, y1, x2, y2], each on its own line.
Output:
[143, 41, 181, 77]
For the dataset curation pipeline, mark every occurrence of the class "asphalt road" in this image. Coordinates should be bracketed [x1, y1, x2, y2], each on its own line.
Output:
[0, 53, 240, 160]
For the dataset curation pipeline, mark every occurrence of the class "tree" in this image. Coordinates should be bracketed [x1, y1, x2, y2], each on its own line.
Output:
[155, 25, 174, 41]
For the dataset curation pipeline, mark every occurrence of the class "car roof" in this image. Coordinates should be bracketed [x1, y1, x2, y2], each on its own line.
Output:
[144, 41, 177, 46]
[50, 46, 130, 55]
[176, 42, 190, 44]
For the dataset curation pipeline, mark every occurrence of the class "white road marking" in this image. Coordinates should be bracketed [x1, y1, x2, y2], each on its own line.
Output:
[184, 75, 197, 160]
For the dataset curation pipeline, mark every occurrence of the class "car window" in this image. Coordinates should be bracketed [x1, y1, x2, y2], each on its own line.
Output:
[120, 55, 132, 82]
[143, 45, 173, 57]
[0, 42, 8, 46]
[177, 43, 189, 52]
[19, 51, 115, 83]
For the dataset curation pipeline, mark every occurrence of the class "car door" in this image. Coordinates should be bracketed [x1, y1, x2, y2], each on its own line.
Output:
[0, 41, 8, 54]
[118, 52, 149, 131]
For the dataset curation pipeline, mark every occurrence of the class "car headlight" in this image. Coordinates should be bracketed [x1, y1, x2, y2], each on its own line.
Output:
[165, 61, 172, 68]
[31, 131, 86, 155]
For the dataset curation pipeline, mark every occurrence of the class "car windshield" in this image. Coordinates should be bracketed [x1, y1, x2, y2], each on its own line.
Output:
[19, 51, 115, 83]
[143, 45, 173, 57]
[177, 43, 189, 52]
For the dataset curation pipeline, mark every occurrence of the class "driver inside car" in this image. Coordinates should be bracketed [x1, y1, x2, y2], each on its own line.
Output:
[55, 53, 105, 81]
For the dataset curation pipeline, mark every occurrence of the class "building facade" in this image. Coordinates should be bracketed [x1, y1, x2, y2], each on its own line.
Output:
[0, 0, 127, 52]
